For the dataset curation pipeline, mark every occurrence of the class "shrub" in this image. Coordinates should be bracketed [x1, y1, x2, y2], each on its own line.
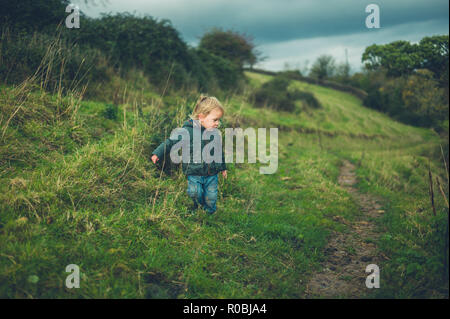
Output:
[253, 76, 295, 112]
[194, 48, 243, 91]
[291, 90, 321, 109]
[253, 75, 321, 112]
[0, 0, 70, 33]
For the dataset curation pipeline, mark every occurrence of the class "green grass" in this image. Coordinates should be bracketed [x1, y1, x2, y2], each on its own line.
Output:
[245, 71, 448, 297]
[0, 71, 448, 298]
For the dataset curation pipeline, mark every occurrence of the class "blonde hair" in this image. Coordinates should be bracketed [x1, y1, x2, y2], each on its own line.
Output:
[190, 95, 224, 120]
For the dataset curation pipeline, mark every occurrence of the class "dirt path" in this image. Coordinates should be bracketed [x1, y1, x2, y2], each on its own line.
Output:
[304, 160, 386, 298]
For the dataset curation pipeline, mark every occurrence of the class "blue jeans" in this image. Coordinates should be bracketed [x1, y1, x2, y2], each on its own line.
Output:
[187, 174, 218, 214]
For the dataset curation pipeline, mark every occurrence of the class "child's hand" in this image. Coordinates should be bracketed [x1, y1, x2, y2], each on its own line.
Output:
[221, 170, 227, 179]
[151, 154, 159, 164]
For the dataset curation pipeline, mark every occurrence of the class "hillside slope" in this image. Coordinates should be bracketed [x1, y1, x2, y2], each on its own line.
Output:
[0, 72, 448, 298]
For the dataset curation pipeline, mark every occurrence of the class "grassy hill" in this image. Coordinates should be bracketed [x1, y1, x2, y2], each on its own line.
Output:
[0, 70, 448, 298]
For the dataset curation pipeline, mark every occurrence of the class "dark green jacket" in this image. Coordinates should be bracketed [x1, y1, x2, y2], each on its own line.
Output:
[151, 119, 227, 176]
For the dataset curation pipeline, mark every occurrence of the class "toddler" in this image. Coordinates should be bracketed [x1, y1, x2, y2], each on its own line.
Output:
[151, 96, 227, 214]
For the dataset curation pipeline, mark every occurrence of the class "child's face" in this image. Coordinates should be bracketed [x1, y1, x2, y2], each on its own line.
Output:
[198, 108, 223, 130]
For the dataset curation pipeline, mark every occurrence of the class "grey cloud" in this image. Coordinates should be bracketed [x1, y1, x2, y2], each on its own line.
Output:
[73, 0, 449, 72]
[257, 18, 449, 72]
[75, 0, 448, 44]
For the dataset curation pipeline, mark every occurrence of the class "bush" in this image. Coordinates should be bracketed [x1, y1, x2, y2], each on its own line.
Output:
[195, 48, 243, 91]
[0, 0, 70, 33]
[65, 13, 194, 90]
[1, 7, 250, 95]
[1, 14, 246, 94]
[253, 76, 296, 112]
[290, 90, 321, 109]
[253, 75, 321, 112]
[358, 68, 449, 129]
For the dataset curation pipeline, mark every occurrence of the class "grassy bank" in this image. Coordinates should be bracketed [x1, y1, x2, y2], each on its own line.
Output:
[0, 70, 447, 298]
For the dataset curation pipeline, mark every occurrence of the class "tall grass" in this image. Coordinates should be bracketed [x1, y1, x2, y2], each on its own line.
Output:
[0, 26, 112, 97]
[0, 54, 448, 299]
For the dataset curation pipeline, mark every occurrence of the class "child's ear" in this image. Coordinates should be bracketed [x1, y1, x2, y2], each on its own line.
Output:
[198, 113, 205, 120]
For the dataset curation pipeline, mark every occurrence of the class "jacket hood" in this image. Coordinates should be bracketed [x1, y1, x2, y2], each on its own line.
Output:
[183, 118, 204, 131]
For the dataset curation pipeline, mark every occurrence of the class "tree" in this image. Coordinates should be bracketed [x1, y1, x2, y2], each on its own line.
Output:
[418, 35, 449, 75]
[362, 41, 422, 77]
[402, 69, 448, 127]
[309, 54, 336, 80]
[418, 35, 449, 95]
[334, 61, 351, 83]
[362, 35, 449, 102]
[198, 28, 259, 69]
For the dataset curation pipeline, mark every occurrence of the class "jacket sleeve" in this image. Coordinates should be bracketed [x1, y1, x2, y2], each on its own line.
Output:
[152, 138, 171, 159]
[151, 134, 182, 160]
[152, 126, 192, 160]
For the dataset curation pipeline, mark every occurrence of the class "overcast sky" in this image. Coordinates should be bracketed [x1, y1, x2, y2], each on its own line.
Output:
[73, 0, 449, 73]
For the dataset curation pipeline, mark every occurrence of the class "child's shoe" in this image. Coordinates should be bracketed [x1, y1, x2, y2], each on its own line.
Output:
[188, 203, 199, 214]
